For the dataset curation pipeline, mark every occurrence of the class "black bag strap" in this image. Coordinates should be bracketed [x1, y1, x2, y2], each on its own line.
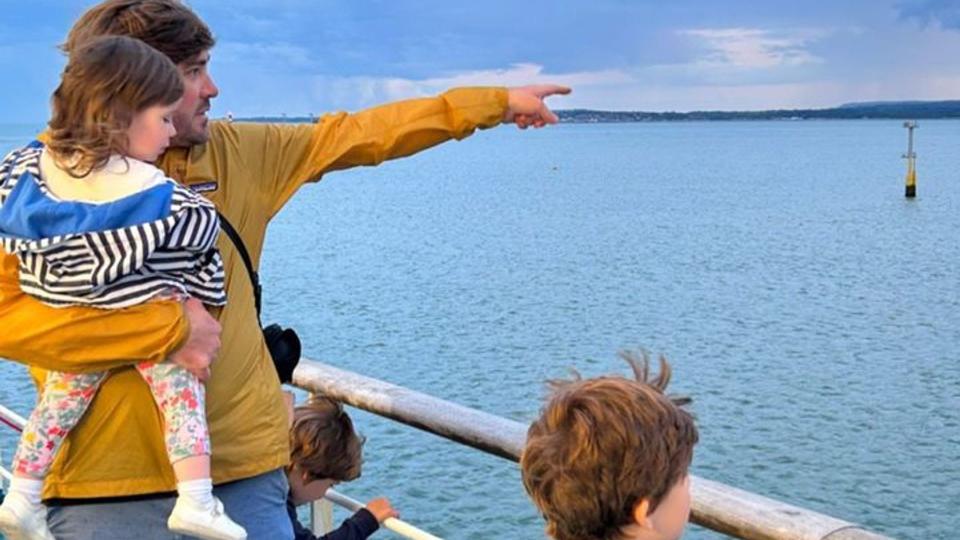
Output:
[216, 211, 263, 319]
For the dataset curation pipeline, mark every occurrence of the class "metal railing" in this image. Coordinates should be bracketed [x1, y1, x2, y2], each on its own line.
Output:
[0, 404, 26, 483]
[0, 361, 894, 540]
[291, 358, 893, 540]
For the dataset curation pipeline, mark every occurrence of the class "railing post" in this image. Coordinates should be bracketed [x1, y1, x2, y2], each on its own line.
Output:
[305, 392, 336, 536]
[310, 497, 335, 536]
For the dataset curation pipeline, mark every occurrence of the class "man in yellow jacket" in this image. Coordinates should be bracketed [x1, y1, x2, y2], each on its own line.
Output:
[0, 1, 569, 538]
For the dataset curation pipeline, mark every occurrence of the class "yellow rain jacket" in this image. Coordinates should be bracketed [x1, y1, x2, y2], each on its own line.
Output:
[0, 87, 507, 499]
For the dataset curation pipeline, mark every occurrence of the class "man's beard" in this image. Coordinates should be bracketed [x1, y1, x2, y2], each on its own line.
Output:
[171, 105, 210, 147]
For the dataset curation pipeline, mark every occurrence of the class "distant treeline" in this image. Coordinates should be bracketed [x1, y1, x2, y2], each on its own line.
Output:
[236, 100, 960, 124]
[557, 101, 960, 122]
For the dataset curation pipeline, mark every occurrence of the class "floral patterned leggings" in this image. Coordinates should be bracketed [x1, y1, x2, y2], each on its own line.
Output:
[13, 361, 209, 478]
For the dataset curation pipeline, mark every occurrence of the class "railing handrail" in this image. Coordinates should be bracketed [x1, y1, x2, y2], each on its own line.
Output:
[291, 357, 893, 540]
[0, 404, 26, 484]
[0, 403, 26, 433]
[0, 363, 893, 540]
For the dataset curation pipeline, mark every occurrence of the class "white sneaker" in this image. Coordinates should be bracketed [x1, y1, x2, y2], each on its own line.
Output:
[167, 496, 247, 540]
[0, 494, 56, 540]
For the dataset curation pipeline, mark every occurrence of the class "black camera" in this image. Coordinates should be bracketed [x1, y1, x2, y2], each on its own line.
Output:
[263, 323, 301, 384]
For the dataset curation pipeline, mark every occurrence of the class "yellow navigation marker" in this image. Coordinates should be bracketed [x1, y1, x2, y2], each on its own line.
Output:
[903, 121, 917, 198]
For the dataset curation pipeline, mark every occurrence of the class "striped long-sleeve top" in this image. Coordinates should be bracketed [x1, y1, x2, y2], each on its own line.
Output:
[0, 141, 225, 309]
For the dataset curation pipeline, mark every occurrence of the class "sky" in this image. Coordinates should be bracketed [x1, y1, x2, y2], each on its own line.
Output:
[2, 0, 960, 122]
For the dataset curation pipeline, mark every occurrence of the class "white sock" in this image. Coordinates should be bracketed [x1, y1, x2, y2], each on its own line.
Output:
[7, 477, 44, 507]
[176, 478, 215, 511]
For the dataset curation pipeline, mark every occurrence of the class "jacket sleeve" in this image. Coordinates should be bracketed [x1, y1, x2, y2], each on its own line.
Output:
[288, 497, 380, 540]
[0, 252, 189, 373]
[252, 87, 508, 216]
[319, 509, 380, 540]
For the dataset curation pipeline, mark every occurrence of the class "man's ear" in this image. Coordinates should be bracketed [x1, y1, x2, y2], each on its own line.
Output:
[632, 498, 654, 529]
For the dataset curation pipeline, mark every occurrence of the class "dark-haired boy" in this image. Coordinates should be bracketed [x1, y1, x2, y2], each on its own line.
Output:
[286, 397, 398, 540]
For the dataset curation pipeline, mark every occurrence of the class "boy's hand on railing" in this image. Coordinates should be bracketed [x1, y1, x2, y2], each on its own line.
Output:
[365, 498, 399, 523]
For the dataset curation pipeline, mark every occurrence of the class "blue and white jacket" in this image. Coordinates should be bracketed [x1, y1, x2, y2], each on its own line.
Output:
[0, 141, 226, 309]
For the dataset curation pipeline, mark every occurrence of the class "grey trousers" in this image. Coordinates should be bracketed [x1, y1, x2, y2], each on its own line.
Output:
[47, 468, 294, 540]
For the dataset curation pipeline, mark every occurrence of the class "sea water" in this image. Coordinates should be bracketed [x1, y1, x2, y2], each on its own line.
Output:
[1, 120, 957, 539]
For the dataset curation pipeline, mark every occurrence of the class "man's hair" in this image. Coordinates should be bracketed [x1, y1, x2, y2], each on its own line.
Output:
[62, 0, 215, 65]
[520, 351, 699, 540]
[289, 396, 365, 482]
[47, 35, 183, 177]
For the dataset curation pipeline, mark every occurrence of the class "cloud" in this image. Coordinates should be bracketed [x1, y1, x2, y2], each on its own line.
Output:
[407, 64, 631, 91]
[289, 59, 960, 116]
[679, 28, 824, 70]
[897, 0, 960, 30]
[201, 18, 960, 117]
[308, 63, 631, 111]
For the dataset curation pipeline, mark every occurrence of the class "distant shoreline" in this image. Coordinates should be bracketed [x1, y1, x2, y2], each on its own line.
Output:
[235, 100, 960, 123]
[554, 100, 960, 122]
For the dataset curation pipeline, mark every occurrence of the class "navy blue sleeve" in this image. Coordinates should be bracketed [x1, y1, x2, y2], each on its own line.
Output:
[287, 497, 380, 540]
[320, 509, 380, 540]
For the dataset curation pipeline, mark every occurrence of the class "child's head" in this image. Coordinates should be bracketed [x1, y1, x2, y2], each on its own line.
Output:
[521, 352, 699, 540]
[47, 35, 183, 176]
[62, 1, 218, 147]
[287, 396, 365, 505]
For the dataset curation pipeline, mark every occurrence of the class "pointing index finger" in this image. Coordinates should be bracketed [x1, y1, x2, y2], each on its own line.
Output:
[535, 84, 572, 98]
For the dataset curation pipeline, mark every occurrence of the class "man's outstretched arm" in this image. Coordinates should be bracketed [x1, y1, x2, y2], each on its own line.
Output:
[248, 84, 570, 215]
